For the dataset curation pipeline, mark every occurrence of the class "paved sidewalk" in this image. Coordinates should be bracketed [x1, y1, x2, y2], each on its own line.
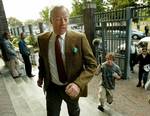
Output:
[0, 56, 150, 116]
[111, 69, 150, 116]
[88, 65, 150, 116]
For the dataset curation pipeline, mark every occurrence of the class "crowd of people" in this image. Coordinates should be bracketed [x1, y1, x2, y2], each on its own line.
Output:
[0, 5, 150, 116]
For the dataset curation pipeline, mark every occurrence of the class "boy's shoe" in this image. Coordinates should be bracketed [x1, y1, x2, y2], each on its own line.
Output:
[28, 74, 35, 78]
[13, 76, 20, 79]
[108, 102, 112, 104]
[136, 82, 141, 87]
[98, 105, 104, 112]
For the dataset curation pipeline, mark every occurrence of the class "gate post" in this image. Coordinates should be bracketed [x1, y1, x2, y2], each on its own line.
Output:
[22, 26, 25, 33]
[83, 1, 96, 53]
[17, 27, 20, 36]
[39, 22, 44, 33]
[125, 7, 132, 79]
[13, 28, 17, 36]
[28, 24, 33, 35]
[0, 0, 9, 37]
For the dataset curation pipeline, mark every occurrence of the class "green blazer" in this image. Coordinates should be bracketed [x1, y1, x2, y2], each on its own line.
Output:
[38, 30, 97, 97]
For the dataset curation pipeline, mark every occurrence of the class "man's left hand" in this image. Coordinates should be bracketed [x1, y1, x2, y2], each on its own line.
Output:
[65, 83, 80, 98]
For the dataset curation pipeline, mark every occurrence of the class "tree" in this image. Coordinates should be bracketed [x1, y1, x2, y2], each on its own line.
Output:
[39, 6, 50, 25]
[94, 0, 107, 12]
[7, 17, 22, 28]
[71, 0, 106, 16]
[107, 0, 136, 9]
[70, 0, 83, 16]
[24, 19, 38, 25]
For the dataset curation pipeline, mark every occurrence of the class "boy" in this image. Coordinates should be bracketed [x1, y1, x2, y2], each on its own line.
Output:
[95, 52, 122, 112]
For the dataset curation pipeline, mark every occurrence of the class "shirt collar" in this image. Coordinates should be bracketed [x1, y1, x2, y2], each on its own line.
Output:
[53, 32, 66, 40]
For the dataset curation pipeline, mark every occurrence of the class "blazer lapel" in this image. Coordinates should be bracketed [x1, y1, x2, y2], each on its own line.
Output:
[42, 32, 52, 60]
[65, 31, 71, 74]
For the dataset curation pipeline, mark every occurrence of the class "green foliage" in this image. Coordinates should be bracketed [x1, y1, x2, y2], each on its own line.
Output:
[11, 35, 38, 49]
[70, 0, 83, 16]
[7, 17, 22, 27]
[25, 35, 38, 47]
[94, 0, 106, 12]
[11, 36, 19, 47]
[39, 6, 50, 24]
[71, 0, 106, 16]
[24, 19, 38, 25]
[107, 0, 135, 9]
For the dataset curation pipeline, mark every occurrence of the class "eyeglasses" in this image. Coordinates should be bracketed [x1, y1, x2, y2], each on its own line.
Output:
[53, 16, 69, 22]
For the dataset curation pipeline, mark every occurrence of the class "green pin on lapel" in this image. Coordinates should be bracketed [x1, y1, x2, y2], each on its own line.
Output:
[72, 47, 78, 54]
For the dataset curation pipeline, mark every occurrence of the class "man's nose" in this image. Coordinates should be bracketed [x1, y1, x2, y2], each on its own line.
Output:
[61, 18, 67, 24]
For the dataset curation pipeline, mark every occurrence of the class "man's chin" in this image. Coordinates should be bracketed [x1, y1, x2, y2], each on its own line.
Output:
[60, 30, 67, 34]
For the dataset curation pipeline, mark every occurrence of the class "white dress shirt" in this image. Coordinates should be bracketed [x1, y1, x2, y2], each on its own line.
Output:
[48, 32, 66, 85]
[130, 45, 136, 54]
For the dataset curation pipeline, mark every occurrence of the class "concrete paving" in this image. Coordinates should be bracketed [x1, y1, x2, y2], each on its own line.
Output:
[0, 56, 150, 116]
[23, 57, 150, 116]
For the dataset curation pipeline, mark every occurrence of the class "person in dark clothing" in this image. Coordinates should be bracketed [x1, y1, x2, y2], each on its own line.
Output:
[0, 35, 10, 64]
[135, 47, 150, 88]
[18, 32, 34, 77]
[2, 32, 21, 78]
[144, 24, 149, 36]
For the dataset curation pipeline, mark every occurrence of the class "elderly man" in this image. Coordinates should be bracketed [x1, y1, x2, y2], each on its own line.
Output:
[37, 5, 97, 116]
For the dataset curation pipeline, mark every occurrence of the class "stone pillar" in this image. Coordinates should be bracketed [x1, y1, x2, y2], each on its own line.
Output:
[39, 22, 44, 33]
[10, 28, 13, 35]
[17, 27, 20, 36]
[83, 1, 96, 53]
[28, 24, 33, 35]
[0, 0, 9, 38]
[13, 28, 16, 36]
[22, 26, 25, 33]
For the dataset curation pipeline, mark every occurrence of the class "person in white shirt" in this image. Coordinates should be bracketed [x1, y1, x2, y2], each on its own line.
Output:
[130, 41, 137, 73]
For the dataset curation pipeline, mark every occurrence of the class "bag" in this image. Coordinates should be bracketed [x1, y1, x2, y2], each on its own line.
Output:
[145, 79, 150, 90]
[143, 64, 150, 72]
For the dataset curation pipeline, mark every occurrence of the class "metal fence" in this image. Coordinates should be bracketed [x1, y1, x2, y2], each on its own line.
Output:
[94, 5, 150, 78]
[9, 5, 150, 79]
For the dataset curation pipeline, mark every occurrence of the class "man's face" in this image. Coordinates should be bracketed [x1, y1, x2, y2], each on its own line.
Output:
[51, 8, 69, 35]
[7, 33, 11, 40]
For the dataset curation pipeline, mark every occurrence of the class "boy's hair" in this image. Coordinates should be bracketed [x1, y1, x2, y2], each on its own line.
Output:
[105, 52, 115, 61]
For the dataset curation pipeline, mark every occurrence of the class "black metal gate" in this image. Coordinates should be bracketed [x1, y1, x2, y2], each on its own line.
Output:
[95, 6, 150, 79]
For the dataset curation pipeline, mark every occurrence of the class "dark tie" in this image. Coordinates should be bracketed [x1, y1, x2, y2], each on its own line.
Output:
[55, 35, 67, 83]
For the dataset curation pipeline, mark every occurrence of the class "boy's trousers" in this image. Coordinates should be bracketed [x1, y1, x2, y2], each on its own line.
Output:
[98, 85, 113, 107]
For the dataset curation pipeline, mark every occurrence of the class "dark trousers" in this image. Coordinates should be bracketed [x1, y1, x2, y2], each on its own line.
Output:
[46, 83, 80, 116]
[138, 68, 149, 85]
[22, 54, 32, 76]
[130, 53, 136, 71]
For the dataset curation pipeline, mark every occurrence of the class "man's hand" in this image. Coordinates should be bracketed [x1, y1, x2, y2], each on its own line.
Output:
[37, 78, 43, 87]
[65, 83, 80, 98]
